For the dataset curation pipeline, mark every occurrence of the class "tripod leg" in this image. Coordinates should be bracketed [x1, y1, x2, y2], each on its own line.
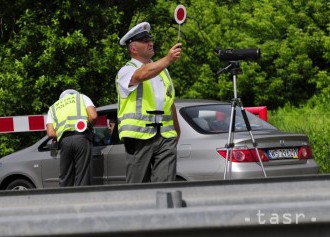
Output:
[240, 105, 267, 178]
[224, 100, 236, 180]
[224, 147, 230, 179]
[229, 148, 233, 180]
[224, 149, 228, 179]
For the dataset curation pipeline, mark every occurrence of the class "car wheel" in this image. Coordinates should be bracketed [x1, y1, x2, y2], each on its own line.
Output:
[6, 179, 35, 191]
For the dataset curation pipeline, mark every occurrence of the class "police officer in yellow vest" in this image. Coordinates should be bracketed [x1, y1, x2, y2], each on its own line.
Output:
[46, 89, 98, 187]
[117, 22, 181, 183]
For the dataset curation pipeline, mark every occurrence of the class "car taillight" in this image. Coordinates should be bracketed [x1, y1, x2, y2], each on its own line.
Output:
[217, 148, 269, 162]
[298, 146, 312, 159]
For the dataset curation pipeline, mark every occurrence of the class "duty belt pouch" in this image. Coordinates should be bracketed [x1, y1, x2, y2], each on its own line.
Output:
[50, 139, 58, 157]
[124, 138, 135, 155]
[84, 129, 94, 142]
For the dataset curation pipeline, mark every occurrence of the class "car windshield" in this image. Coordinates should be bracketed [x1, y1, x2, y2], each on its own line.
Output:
[180, 104, 277, 134]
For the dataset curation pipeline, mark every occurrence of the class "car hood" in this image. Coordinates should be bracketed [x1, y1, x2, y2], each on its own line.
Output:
[0, 146, 34, 162]
[0, 136, 47, 162]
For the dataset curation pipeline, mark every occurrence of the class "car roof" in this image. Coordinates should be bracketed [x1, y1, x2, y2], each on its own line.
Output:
[174, 99, 229, 108]
[96, 99, 229, 112]
[96, 103, 117, 112]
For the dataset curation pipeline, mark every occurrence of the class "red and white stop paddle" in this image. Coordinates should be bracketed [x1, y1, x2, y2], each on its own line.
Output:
[75, 119, 87, 132]
[174, 4, 187, 43]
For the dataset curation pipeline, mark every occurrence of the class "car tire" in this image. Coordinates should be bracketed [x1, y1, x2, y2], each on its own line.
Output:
[6, 179, 35, 191]
[175, 176, 186, 182]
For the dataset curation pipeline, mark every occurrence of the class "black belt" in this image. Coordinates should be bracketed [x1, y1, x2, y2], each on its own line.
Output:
[61, 130, 90, 139]
[64, 130, 86, 136]
[59, 129, 93, 147]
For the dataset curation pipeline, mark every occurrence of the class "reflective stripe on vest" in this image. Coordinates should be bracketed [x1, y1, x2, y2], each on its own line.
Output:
[117, 61, 177, 140]
[50, 93, 88, 141]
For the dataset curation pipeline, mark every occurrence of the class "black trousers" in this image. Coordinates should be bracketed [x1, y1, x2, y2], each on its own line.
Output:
[59, 133, 92, 187]
[124, 133, 177, 183]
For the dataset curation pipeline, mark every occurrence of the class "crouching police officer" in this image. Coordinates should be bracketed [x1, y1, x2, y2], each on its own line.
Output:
[46, 89, 98, 187]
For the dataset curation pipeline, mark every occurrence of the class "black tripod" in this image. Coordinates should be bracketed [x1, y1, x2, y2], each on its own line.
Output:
[218, 61, 267, 180]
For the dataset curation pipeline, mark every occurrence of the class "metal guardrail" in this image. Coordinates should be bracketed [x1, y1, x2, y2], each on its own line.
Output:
[1, 175, 330, 237]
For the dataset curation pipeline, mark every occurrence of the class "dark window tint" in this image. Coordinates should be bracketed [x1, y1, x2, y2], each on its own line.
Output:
[93, 111, 121, 146]
[180, 104, 276, 134]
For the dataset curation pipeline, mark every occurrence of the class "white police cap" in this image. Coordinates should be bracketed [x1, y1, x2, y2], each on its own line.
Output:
[119, 22, 151, 46]
[59, 89, 79, 99]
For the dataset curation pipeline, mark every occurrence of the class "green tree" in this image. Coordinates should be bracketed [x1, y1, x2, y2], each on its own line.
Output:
[0, 0, 156, 156]
[146, 0, 329, 109]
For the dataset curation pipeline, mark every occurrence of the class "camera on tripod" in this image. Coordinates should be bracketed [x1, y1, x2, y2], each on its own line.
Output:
[215, 48, 261, 61]
[214, 47, 267, 180]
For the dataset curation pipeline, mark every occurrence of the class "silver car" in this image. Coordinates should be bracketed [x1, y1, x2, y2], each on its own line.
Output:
[0, 99, 320, 190]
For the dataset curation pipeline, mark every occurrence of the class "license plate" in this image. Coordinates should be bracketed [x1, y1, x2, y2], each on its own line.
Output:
[267, 148, 298, 159]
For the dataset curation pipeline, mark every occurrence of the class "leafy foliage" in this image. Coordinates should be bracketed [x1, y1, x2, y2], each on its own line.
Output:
[0, 0, 155, 155]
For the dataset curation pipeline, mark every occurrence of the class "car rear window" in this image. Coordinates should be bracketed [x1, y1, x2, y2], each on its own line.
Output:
[180, 104, 276, 134]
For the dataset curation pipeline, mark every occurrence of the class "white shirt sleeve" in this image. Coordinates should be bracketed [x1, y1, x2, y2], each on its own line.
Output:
[82, 95, 95, 108]
[46, 110, 53, 124]
[117, 65, 139, 98]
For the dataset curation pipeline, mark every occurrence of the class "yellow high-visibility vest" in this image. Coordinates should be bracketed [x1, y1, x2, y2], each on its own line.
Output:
[50, 93, 88, 141]
[116, 61, 177, 140]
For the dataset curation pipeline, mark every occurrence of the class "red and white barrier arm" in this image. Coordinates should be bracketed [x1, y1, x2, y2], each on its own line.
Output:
[0, 106, 268, 134]
[0, 115, 47, 133]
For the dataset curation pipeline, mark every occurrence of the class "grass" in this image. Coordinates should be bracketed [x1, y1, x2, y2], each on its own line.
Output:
[269, 107, 330, 173]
